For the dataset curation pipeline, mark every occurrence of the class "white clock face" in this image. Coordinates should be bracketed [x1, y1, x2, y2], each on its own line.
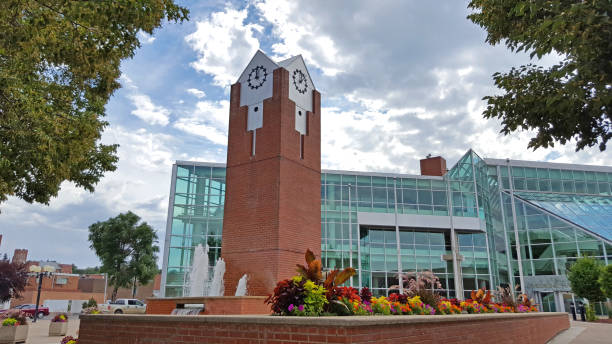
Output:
[292, 69, 308, 94]
[247, 65, 268, 90]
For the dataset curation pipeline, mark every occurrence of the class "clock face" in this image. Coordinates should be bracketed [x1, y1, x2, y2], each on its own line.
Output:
[247, 65, 268, 90]
[292, 69, 308, 94]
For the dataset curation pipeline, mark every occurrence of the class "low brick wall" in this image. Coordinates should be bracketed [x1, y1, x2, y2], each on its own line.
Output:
[79, 312, 569, 343]
[146, 296, 270, 315]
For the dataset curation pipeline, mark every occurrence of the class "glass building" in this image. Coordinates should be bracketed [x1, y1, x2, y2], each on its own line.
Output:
[161, 150, 611, 312]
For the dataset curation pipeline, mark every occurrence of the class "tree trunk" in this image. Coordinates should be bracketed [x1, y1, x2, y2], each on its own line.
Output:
[111, 286, 118, 302]
[132, 276, 137, 298]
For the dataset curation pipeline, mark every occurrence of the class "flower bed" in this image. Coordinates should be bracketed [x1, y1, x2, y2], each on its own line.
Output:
[49, 313, 69, 336]
[0, 310, 28, 343]
[266, 250, 538, 317]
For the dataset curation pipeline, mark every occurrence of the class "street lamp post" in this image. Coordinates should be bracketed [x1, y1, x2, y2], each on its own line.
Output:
[29, 265, 55, 323]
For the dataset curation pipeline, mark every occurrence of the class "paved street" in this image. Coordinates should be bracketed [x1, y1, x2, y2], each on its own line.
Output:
[548, 317, 612, 344]
[25, 318, 80, 344]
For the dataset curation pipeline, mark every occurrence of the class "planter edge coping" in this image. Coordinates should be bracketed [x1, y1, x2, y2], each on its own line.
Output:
[80, 312, 568, 327]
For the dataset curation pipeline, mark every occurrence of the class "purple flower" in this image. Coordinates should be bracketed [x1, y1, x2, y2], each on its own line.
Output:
[288, 304, 295, 312]
[298, 304, 304, 312]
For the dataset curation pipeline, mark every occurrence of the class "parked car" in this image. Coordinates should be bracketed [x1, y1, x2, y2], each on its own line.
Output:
[13, 304, 49, 319]
[98, 299, 146, 314]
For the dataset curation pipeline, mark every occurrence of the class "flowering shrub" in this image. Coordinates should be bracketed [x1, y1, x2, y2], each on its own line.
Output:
[265, 277, 306, 315]
[2, 318, 18, 326]
[81, 307, 100, 315]
[460, 300, 489, 314]
[438, 300, 461, 315]
[61, 336, 79, 344]
[52, 313, 68, 322]
[267, 250, 539, 316]
[0, 310, 27, 325]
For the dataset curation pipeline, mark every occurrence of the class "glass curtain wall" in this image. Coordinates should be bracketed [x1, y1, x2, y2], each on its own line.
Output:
[164, 163, 226, 297]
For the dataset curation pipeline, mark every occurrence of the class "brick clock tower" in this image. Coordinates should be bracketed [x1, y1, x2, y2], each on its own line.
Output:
[221, 51, 321, 296]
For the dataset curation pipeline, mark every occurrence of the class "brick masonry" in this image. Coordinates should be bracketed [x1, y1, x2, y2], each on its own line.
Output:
[145, 296, 270, 315]
[78, 312, 570, 344]
[222, 67, 321, 297]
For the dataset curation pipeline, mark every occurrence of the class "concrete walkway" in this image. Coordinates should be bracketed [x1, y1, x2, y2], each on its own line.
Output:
[25, 318, 80, 344]
[548, 317, 612, 343]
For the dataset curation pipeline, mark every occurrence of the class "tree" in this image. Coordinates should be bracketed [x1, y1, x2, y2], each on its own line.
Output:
[0, 261, 28, 302]
[71, 265, 101, 275]
[0, 1, 189, 206]
[568, 256, 604, 303]
[468, 1, 611, 152]
[600, 264, 612, 299]
[88, 211, 159, 300]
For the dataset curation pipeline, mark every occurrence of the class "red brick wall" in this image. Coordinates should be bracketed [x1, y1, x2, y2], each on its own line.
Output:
[222, 67, 321, 297]
[420, 156, 447, 176]
[78, 313, 569, 344]
[145, 297, 270, 315]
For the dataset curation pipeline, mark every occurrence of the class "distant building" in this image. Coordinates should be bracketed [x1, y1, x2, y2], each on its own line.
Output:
[12, 249, 28, 264]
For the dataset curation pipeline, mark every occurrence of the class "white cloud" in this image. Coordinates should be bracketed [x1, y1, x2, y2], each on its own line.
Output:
[187, 88, 206, 98]
[185, 5, 262, 88]
[173, 100, 229, 145]
[127, 94, 170, 126]
[255, 0, 349, 76]
[137, 31, 156, 44]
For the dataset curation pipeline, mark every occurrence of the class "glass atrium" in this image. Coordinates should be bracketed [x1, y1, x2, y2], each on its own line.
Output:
[161, 151, 612, 311]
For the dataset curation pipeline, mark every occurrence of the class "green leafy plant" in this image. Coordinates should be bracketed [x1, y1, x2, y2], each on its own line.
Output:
[302, 279, 328, 316]
[1, 318, 17, 327]
[0, 0, 189, 206]
[0, 310, 27, 326]
[467, 0, 612, 152]
[88, 211, 159, 300]
[568, 256, 605, 304]
[82, 298, 97, 309]
[599, 264, 612, 299]
[586, 304, 597, 322]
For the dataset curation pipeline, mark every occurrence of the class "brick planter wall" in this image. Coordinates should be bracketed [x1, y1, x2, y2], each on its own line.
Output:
[79, 312, 569, 344]
[145, 296, 270, 315]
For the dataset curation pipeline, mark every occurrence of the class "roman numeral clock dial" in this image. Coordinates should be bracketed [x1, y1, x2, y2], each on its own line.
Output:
[292, 69, 308, 94]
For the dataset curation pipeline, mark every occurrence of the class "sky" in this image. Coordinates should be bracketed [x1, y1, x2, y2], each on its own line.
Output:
[1, 0, 610, 269]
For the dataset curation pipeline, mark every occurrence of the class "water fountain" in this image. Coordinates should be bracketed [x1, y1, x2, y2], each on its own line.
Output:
[235, 274, 248, 296]
[208, 258, 226, 297]
[188, 244, 209, 297]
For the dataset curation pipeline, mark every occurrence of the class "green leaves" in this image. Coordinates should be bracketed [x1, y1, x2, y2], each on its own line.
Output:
[468, 0, 611, 151]
[0, 0, 189, 206]
[568, 256, 605, 303]
[88, 211, 159, 299]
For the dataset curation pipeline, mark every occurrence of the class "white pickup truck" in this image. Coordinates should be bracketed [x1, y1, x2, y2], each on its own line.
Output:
[99, 299, 147, 314]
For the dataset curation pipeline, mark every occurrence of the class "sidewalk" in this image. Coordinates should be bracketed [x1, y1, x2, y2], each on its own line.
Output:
[548, 317, 612, 344]
[25, 319, 80, 344]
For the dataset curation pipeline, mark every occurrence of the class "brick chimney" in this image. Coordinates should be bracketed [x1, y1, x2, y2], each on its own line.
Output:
[12, 249, 28, 264]
[420, 155, 447, 176]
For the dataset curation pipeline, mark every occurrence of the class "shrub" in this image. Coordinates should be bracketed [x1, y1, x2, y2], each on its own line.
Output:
[359, 287, 372, 303]
[586, 304, 597, 322]
[265, 277, 306, 315]
[81, 307, 100, 315]
[52, 313, 68, 322]
[0, 262, 28, 303]
[61, 336, 79, 344]
[0, 310, 27, 325]
[302, 278, 328, 316]
[1, 318, 17, 326]
[82, 297, 97, 309]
